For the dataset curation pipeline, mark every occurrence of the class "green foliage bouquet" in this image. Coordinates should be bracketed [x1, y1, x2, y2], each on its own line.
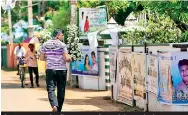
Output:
[67, 24, 82, 61]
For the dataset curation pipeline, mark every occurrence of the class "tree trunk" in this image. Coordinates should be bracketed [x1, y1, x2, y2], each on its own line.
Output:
[42, 0, 46, 16]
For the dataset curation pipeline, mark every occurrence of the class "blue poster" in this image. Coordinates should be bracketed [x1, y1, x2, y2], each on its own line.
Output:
[71, 46, 99, 76]
[171, 51, 188, 104]
[158, 53, 173, 104]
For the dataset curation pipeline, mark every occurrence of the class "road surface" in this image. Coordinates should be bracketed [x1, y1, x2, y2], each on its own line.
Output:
[1, 70, 123, 111]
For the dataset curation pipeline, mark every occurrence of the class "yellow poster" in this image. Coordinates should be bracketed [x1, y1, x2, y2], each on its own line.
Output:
[132, 53, 146, 99]
[35, 43, 46, 74]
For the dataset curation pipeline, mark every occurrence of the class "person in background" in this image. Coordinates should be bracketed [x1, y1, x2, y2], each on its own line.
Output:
[84, 54, 91, 71]
[84, 16, 89, 32]
[40, 29, 72, 112]
[25, 44, 39, 88]
[91, 51, 98, 71]
[14, 43, 26, 75]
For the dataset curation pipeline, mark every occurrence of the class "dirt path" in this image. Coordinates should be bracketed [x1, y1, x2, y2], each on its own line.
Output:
[1, 70, 123, 111]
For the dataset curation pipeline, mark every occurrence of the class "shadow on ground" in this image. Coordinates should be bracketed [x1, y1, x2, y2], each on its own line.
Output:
[1, 83, 25, 89]
[38, 96, 124, 111]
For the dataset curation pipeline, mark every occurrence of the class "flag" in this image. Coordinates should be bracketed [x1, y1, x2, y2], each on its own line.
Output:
[109, 28, 120, 46]
[87, 31, 99, 51]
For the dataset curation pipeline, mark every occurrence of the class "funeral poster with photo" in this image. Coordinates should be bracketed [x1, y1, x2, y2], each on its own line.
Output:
[132, 53, 146, 99]
[171, 51, 188, 104]
[158, 52, 173, 104]
[117, 47, 133, 106]
[71, 46, 99, 76]
[147, 54, 158, 95]
[109, 46, 118, 85]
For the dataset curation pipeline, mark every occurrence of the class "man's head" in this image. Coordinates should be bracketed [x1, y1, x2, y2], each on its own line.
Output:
[53, 29, 64, 41]
[178, 59, 188, 85]
[28, 44, 34, 52]
[91, 51, 96, 64]
[18, 43, 22, 48]
[82, 12, 84, 19]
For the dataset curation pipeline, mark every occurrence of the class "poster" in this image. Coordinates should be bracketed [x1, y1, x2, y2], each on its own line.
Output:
[35, 43, 46, 74]
[171, 51, 188, 104]
[158, 52, 173, 104]
[132, 53, 146, 99]
[117, 47, 133, 105]
[109, 46, 118, 85]
[79, 7, 107, 36]
[147, 54, 158, 95]
[71, 46, 99, 76]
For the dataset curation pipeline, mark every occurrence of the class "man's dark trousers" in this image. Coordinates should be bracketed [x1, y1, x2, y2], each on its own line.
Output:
[46, 69, 67, 112]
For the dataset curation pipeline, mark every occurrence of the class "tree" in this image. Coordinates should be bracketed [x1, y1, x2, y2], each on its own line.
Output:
[139, 1, 188, 32]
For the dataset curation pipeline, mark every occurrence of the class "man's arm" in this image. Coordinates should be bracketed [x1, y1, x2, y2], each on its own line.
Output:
[40, 52, 45, 61]
[63, 53, 72, 62]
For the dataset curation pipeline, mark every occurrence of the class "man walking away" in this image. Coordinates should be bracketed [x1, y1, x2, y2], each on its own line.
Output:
[25, 44, 40, 88]
[40, 29, 72, 112]
[14, 43, 26, 75]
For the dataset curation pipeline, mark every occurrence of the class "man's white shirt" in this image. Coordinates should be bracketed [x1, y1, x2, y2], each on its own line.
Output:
[14, 46, 26, 58]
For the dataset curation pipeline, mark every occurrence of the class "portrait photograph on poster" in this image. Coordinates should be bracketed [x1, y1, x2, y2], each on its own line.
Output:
[71, 46, 99, 76]
[171, 51, 188, 104]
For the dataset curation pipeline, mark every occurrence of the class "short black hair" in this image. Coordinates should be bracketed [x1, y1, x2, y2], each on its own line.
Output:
[53, 29, 64, 37]
[28, 43, 34, 48]
[178, 59, 188, 69]
[82, 12, 84, 15]
[91, 51, 95, 57]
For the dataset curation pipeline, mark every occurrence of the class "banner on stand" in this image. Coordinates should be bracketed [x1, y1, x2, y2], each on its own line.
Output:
[109, 46, 118, 85]
[147, 54, 158, 95]
[171, 51, 188, 104]
[132, 53, 146, 99]
[158, 52, 173, 104]
[79, 7, 107, 36]
[117, 47, 133, 106]
[71, 46, 99, 76]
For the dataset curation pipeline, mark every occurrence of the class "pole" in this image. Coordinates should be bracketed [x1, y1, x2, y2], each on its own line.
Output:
[28, 0, 33, 38]
[8, 10, 13, 43]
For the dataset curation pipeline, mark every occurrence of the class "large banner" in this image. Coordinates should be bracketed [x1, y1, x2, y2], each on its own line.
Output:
[171, 51, 188, 104]
[147, 54, 158, 95]
[109, 46, 118, 85]
[132, 53, 146, 99]
[79, 7, 107, 36]
[158, 52, 173, 104]
[71, 46, 98, 76]
[117, 47, 133, 106]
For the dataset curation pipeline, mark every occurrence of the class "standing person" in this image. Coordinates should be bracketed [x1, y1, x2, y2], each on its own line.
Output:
[40, 29, 72, 112]
[84, 16, 90, 32]
[91, 51, 98, 71]
[14, 43, 26, 75]
[25, 44, 40, 88]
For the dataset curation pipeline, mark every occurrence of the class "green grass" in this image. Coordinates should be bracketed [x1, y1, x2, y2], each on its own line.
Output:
[123, 105, 144, 112]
